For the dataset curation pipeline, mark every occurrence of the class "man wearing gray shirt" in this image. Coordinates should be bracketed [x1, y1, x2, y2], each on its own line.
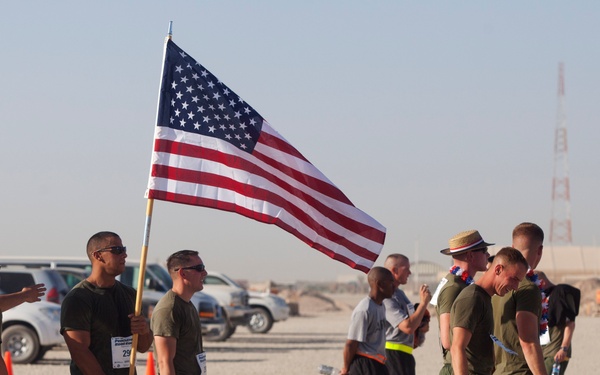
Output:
[342, 267, 395, 375]
[383, 254, 432, 375]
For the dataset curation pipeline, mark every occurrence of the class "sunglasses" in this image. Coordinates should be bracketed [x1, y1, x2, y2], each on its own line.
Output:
[176, 263, 206, 273]
[95, 246, 127, 255]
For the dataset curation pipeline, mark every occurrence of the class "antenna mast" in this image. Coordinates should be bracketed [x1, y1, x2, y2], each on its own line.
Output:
[549, 62, 573, 244]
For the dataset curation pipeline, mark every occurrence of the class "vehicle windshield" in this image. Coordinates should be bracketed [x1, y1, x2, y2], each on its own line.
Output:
[217, 273, 244, 289]
[148, 264, 173, 289]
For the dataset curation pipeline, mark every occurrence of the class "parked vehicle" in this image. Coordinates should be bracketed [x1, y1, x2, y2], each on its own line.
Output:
[247, 290, 290, 333]
[1, 296, 63, 364]
[0, 257, 227, 339]
[205, 271, 290, 334]
[0, 267, 69, 304]
[199, 271, 254, 341]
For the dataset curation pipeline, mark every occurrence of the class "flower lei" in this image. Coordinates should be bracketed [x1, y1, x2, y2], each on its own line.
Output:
[450, 265, 474, 285]
[526, 269, 549, 335]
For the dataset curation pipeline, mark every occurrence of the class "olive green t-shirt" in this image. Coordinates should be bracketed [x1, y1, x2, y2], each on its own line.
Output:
[492, 278, 542, 375]
[435, 273, 469, 365]
[61, 280, 138, 375]
[151, 290, 204, 375]
[451, 284, 494, 375]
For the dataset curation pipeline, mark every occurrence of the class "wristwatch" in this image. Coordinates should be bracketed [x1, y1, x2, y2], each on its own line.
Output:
[561, 346, 569, 352]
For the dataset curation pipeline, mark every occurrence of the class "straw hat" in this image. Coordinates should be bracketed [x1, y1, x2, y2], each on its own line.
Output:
[440, 230, 494, 256]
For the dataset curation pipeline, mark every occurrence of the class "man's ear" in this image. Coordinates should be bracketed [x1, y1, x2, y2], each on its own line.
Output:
[494, 264, 503, 276]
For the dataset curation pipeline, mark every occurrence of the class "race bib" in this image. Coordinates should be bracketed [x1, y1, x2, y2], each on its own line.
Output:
[407, 303, 415, 315]
[196, 352, 207, 374]
[430, 278, 448, 306]
[539, 328, 550, 346]
[111, 336, 133, 369]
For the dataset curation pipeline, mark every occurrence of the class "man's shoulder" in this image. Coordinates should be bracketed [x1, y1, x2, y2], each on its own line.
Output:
[113, 280, 135, 292]
[63, 280, 95, 301]
[514, 279, 540, 299]
[439, 276, 466, 299]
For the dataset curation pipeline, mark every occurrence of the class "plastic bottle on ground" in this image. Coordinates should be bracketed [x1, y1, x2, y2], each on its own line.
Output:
[317, 364, 341, 374]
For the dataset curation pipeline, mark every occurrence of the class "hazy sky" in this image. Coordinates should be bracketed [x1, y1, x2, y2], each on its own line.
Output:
[2, 2, 599, 283]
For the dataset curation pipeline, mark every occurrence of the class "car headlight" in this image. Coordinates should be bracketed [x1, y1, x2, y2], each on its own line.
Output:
[39, 307, 61, 321]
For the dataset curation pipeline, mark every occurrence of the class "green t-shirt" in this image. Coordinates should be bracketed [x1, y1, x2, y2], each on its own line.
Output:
[151, 289, 203, 375]
[451, 284, 494, 375]
[60, 280, 137, 375]
[492, 278, 542, 375]
[435, 273, 469, 365]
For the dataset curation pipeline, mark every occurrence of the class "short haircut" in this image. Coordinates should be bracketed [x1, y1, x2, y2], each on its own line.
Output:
[166, 250, 200, 272]
[367, 266, 393, 287]
[494, 247, 529, 270]
[512, 222, 544, 242]
[86, 231, 120, 260]
[384, 253, 409, 269]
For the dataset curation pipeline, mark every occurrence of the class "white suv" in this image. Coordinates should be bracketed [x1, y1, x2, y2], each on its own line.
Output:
[1, 297, 63, 364]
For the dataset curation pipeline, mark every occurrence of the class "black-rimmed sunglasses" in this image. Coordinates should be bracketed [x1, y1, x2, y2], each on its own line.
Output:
[176, 263, 206, 273]
[95, 246, 127, 255]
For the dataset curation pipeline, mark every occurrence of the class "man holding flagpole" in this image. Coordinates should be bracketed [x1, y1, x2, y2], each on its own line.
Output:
[61, 231, 153, 375]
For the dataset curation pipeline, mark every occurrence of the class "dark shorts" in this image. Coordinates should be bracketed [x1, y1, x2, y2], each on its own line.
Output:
[385, 349, 415, 375]
[349, 355, 389, 375]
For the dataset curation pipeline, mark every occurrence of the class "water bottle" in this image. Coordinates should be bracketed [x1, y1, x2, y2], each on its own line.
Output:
[317, 364, 340, 374]
[551, 361, 560, 375]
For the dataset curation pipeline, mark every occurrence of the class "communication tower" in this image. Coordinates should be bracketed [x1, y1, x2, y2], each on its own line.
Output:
[549, 62, 573, 244]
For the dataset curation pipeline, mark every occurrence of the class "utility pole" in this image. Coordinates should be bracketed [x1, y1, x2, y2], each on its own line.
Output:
[549, 62, 573, 245]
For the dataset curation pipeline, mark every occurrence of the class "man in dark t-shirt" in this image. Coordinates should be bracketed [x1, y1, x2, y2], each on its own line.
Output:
[61, 231, 153, 375]
[492, 223, 546, 375]
[451, 247, 528, 375]
[431, 229, 492, 374]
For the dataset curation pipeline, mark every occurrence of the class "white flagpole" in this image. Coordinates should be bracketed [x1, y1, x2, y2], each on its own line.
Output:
[128, 21, 173, 375]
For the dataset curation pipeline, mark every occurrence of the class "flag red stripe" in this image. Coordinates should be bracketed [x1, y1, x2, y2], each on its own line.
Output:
[252, 146, 353, 206]
[255, 129, 308, 162]
[147, 187, 376, 271]
[153, 139, 384, 243]
[150, 163, 381, 261]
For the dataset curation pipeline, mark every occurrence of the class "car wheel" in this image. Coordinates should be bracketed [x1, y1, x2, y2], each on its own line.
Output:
[204, 320, 236, 342]
[1, 325, 40, 364]
[247, 307, 274, 334]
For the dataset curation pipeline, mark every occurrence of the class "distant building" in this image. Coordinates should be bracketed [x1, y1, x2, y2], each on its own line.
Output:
[405, 261, 447, 294]
[490, 245, 600, 284]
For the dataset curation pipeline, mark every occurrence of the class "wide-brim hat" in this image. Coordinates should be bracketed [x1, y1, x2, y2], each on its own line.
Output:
[440, 230, 494, 256]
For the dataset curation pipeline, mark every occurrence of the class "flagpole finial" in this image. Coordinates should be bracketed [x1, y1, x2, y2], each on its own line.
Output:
[167, 21, 173, 40]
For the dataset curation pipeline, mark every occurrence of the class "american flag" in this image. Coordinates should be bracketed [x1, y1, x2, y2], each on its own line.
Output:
[146, 40, 386, 272]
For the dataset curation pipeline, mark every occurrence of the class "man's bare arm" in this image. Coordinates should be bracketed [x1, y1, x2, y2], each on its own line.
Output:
[450, 326, 472, 375]
[63, 330, 106, 375]
[516, 311, 548, 375]
[154, 336, 177, 375]
[0, 284, 46, 312]
[341, 339, 359, 375]
[439, 312, 451, 350]
[398, 285, 432, 335]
